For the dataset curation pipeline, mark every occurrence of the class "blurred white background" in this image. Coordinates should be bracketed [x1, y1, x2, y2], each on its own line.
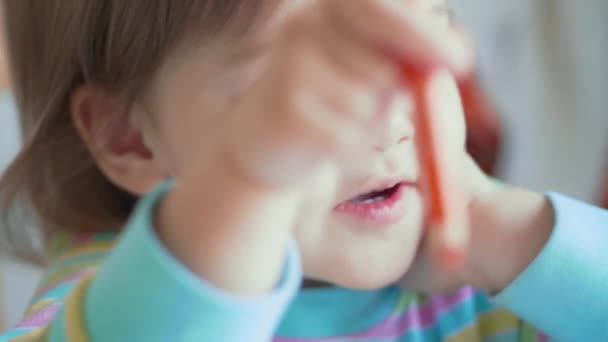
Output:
[1, 0, 607, 329]
[453, 0, 608, 202]
[0, 93, 41, 328]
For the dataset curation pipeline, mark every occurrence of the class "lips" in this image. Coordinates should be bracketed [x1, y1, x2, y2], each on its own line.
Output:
[334, 180, 415, 225]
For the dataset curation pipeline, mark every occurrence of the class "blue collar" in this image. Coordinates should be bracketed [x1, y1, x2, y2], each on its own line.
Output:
[277, 286, 401, 338]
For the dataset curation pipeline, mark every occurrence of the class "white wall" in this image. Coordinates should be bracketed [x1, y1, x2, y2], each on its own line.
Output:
[453, 0, 608, 203]
[0, 93, 42, 328]
[1, 257, 41, 327]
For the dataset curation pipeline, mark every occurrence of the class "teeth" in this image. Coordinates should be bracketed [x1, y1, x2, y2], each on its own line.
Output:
[361, 196, 386, 204]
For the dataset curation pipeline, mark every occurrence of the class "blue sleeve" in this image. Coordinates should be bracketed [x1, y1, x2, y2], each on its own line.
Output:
[85, 182, 302, 341]
[494, 192, 608, 340]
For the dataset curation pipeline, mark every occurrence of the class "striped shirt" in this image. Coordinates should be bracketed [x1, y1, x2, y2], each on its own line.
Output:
[1, 185, 607, 341]
[3, 233, 546, 342]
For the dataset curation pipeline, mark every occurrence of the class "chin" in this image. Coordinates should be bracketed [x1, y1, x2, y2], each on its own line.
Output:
[335, 270, 407, 290]
[306, 245, 419, 290]
[297, 203, 425, 290]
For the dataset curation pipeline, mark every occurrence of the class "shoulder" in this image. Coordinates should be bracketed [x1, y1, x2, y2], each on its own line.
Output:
[0, 231, 117, 340]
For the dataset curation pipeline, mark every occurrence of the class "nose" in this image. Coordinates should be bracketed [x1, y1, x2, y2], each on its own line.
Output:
[371, 91, 414, 152]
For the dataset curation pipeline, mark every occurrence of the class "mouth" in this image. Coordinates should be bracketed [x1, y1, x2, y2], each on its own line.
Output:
[347, 183, 402, 204]
[334, 181, 414, 225]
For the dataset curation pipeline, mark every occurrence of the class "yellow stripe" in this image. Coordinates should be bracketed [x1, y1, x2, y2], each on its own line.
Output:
[478, 309, 520, 336]
[445, 309, 520, 342]
[36, 267, 97, 297]
[25, 299, 56, 316]
[39, 265, 99, 289]
[444, 325, 481, 342]
[63, 276, 93, 342]
[9, 326, 50, 341]
[53, 242, 115, 264]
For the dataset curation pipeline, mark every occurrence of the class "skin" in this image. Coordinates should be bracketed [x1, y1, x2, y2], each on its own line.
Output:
[71, 0, 554, 296]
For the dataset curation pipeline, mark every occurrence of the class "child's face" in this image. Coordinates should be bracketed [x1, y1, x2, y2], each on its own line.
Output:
[141, 0, 461, 289]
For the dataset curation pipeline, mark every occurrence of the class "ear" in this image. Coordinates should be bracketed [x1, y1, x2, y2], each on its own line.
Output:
[70, 85, 166, 195]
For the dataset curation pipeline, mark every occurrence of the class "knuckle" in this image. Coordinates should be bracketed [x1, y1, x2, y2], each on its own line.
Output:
[350, 86, 377, 118]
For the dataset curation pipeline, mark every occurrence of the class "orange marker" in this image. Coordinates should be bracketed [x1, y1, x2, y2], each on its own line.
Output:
[401, 66, 446, 224]
[401, 64, 475, 269]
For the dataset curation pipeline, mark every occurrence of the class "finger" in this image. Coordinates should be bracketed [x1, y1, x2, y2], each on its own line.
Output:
[325, 0, 474, 77]
[276, 14, 381, 123]
[258, 47, 378, 159]
[408, 68, 470, 270]
[316, 7, 399, 89]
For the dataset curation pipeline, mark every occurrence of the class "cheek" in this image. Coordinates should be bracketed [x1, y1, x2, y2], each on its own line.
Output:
[146, 54, 243, 176]
[151, 84, 235, 178]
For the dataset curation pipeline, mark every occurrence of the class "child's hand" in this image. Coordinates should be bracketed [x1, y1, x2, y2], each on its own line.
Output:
[400, 75, 555, 294]
[158, 0, 473, 295]
[223, 0, 471, 188]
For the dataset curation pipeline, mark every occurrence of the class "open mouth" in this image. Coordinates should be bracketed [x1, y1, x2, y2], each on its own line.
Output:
[347, 183, 402, 204]
[334, 181, 409, 225]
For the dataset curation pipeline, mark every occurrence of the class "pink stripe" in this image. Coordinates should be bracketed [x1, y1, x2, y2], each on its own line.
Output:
[17, 303, 61, 329]
[537, 332, 549, 342]
[34, 270, 93, 299]
[274, 287, 475, 342]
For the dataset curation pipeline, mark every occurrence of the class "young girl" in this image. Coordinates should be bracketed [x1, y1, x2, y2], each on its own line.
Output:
[0, 0, 606, 341]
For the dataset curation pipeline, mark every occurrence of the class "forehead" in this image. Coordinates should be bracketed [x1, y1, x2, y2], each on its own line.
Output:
[237, 0, 449, 44]
[173, 0, 450, 69]
[150, 0, 451, 108]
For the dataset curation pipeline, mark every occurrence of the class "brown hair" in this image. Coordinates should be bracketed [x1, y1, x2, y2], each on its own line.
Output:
[0, 0, 261, 256]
